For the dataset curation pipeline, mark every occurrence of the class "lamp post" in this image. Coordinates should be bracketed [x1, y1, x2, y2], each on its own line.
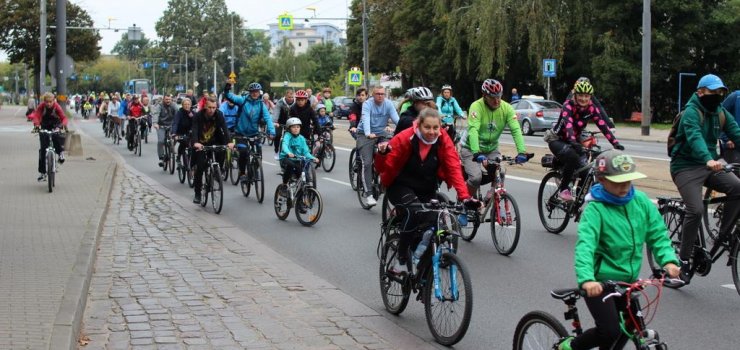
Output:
[640, 0, 651, 135]
[362, 0, 369, 88]
[678, 72, 697, 112]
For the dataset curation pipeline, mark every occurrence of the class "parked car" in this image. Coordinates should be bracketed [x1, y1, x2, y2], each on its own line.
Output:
[331, 96, 354, 119]
[175, 93, 188, 105]
[511, 97, 562, 135]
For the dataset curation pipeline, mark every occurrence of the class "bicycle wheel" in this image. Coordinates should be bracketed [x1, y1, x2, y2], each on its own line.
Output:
[241, 165, 252, 197]
[273, 184, 291, 220]
[379, 233, 410, 315]
[310, 164, 317, 189]
[703, 188, 722, 243]
[512, 311, 569, 350]
[537, 172, 570, 234]
[229, 150, 239, 186]
[349, 148, 358, 190]
[295, 187, 323, 226]
[168, 144, 176, 174]
[731, 238, 740, 296]
[647, 205, 689, 289]
[356, 173, 373, 209]
[491, 192, 521, 256]
[162, 142, 170, 172]
[187, 159, 194, 188]
[200, 167, 209, 207]
[423, 252, 473, 346]
[211, 165, 224, 214]
[177, 152, 186, 184]
[254, 161, 265, 203]
[321, 144, 336, 172]
[47, 152, 54, 193]
[136, 132, 142, 157]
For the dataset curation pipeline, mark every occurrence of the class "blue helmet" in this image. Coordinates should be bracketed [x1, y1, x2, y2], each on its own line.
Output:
[248, 82, 262, 91]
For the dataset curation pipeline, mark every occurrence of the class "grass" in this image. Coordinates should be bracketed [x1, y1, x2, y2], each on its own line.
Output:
[614, 121, 673, 130]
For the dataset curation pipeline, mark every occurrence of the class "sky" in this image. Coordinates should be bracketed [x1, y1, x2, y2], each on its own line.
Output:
[0, 0, 352, 60]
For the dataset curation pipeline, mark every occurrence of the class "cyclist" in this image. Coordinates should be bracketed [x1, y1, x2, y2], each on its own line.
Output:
[669, 74, 740, 284]
[460, 79, 530, 197]
[559, 150, 680, 350]
[191, 97, 234, 204]
[357, 85, 400, 206]
[82, 99, 93, 119]
[565, 77, 615, 129]
[547, 80, 622, 201]
[125, 95, 145, 151]
[288, 90, 321, 146]
[107, 93, 123, 138]
[223, 82, 275, 182]
[348, 87, 368, 138]
[153, 95, 178, 167]
[720, 89, 740, 163]
[172, 98, 196, 162]
[119, 93, 131, 137]
[141, 95, 153, 132]
[31, 92, 68, 182]
[272, 89, 296, 158]
[98, 95, 110, 131]
[395, 87, 435, 136]
[219, 98, 239, 133]
[321, 87, 334, 117]
[280, 117, 319, 187]
[374, 108, 478, 273]
[74, 95, 81, 114]
[436, 84, 465, 141]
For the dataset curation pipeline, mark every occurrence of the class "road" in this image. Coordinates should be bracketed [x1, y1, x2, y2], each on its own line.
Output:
[78, 118, 738, 349]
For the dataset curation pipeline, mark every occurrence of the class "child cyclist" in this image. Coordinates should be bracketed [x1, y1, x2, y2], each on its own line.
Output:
[559, 150, 680, 350]
[280, 117, 319, 186]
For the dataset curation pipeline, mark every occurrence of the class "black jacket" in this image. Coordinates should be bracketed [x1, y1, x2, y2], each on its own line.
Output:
[395, 108, 419, 136]
[191, 109, 230, 146]
[289, 104, 320, 140]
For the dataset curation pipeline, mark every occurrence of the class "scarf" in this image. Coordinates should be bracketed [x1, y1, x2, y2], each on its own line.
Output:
[588, 183, 634, 206]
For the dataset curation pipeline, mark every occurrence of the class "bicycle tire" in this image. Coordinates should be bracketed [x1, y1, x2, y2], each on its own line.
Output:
[491, 192, 521, 256]
[177, 152, 186, 184]
[537, 171, 570, 234]
[379, 233, 410, 315]
[356, 172, 373, 209]
[136, 132, 142, 157]
[731, 237, 740, 296]
[47, 151, 54, 193]
[703, 188, 722, 243]
[241, 166, 252, 197]
[162, 142, 170, 172]
[322, 144, 336, 172]
[512, 310, 568, 350]
[168, 144, 176, 174]
[648, 204, 690, 289]
[211, 165, 223, 214]
[200, 167, 209, 207]
[310, 164, 317, 189]
[254, 161, 265, 204]
[423, 252, 473, 346]
[295, 187, 323, 226]
[273, 184, 291, 220]
[349, 148, 358, 190]
[229, 150, 239, 186]
[187, 161, 194, 188]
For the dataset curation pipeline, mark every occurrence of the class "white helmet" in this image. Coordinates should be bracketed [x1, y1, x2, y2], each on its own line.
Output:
[410, 87, 433, 101]
[286, 117, 302, 127]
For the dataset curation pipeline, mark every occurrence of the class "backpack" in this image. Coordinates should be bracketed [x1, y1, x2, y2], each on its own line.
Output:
[667, 106, 726, 157]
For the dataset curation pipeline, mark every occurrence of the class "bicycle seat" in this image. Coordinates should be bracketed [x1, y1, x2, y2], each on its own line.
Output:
[550, 288, 581, 300]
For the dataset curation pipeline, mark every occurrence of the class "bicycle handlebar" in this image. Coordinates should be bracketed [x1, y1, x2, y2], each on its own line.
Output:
[600, 277, 683, 303]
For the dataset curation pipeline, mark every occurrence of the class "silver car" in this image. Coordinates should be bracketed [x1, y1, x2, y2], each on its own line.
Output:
[512, 98, 562, 135]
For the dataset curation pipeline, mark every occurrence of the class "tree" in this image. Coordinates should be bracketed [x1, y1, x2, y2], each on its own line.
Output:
[305, 43, 344, 87]
[112, 32, 151, 61]
[0, 0, 101, 96]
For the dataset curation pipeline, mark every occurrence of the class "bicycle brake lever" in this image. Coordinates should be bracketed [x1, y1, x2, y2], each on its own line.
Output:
[602, 292, 621, 302]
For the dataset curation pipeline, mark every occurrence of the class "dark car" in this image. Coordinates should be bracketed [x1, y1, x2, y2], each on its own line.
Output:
[511, 97, 562, 135]
[331, 96, 355, 119]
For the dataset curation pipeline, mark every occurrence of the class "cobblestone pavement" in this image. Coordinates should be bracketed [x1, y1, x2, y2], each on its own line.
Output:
[79, 168, 400, 349]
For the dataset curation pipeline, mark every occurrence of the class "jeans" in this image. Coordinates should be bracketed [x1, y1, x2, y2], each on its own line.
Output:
[356, 134, 380, 197]
[38, 132, 65, 174]
[460, 147, 500, 196]
[157, 127, 169, 159]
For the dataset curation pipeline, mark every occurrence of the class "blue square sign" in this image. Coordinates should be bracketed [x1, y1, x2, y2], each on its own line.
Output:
[543, 59, 556, 78]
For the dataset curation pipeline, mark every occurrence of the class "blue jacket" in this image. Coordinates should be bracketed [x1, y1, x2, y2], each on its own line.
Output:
[359, 99, 399, 136]
[219, 101, 239, 130]
[226, 92, 275, 137]
[436, 96, 464, 124]
[119, 99, 128, 116]
[279, 132, 315, 160]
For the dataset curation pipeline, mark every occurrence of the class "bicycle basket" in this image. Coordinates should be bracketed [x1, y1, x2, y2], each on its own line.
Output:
[541, 154, 560, 168]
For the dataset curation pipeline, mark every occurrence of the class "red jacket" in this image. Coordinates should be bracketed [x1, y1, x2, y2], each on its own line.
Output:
[374, 125, 470, 200]
[32, 102, 68, 128]
[128, 102, 144, 117]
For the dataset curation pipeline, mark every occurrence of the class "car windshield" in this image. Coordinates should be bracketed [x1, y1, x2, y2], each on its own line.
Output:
[534, 101, 561, 109]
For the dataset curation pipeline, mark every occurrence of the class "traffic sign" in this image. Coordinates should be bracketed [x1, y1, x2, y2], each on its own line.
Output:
[48, 54, 75, 78]
[143, 62, 152, 69]
[347, 71, 363, 86]
[543, 59, 556, 78]
[278, 14, 294, 30]
[176, 85, 184, 92]
[160, 62, 169, 69]
[228, 72, 236, 84]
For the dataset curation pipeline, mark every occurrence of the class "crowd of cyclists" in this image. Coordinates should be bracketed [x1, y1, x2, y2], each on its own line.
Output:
[31, 71, 740, 348]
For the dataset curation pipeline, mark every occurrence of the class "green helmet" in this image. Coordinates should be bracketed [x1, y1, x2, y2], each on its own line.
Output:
[574, 81, 594, 95]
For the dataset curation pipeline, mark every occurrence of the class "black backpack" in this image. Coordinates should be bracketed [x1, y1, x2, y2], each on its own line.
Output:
[667, 106, 726, 157]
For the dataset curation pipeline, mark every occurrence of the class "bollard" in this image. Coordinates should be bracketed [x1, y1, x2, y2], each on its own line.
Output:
[65, 129, 83, 156]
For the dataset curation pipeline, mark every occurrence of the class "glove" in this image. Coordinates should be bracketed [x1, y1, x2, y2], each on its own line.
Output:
[515, 153, 529, 164]
[474, 153, 487, 163]
[223, 83, 232, 94]
[463, 198, 481, 210]
[570, 142, 584, 155]
[613, 143, 625, 151]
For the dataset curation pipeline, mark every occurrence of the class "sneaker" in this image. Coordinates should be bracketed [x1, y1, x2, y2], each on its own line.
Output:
[558, 189, 574, 202]
[37, 173, 46, 182]
[193, 193, 201, 203]
[679, 260, 691, 285]
[58, 152, 65, 164]
[365, 195, 377, 206]
[274, 154, 279, 160]
[557, 336, 574, 350]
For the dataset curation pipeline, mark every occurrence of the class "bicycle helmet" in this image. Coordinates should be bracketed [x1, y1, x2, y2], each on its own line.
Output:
[574, 81, 594, 95]
[295, 90, 309, 99]
[316, 103, 326, 111]
[577, 76, 590, 83]
[286, 117, 302, 127]
[248, 82, 262, 91]
[404, 88, 413, 99]
[410, 87, 434, 101]
[481, 79, 503, 97]
[441, 84, 453, 91]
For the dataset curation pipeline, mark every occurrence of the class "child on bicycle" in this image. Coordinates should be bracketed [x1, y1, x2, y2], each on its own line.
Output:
[279, 117, 318, 186]
[316, 104, 332, 127]
[559, 150, 680, 350]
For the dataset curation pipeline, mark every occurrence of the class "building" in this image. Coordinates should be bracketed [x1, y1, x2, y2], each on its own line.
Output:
[266, 22, 344, 55]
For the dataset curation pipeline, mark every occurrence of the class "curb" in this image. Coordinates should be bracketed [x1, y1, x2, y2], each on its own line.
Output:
[48, 122, 118, 350]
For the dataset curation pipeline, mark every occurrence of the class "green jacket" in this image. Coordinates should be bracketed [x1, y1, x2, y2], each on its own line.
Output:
[463, 98, 526, 154]
[575, 190, 679, 287]
[670, 93, 740, 174]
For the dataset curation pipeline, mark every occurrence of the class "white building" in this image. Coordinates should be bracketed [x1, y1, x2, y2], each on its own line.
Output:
[266, 22, 344, 55]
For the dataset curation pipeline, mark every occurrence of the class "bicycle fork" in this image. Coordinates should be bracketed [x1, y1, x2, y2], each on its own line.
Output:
[431, 241, 459, 301]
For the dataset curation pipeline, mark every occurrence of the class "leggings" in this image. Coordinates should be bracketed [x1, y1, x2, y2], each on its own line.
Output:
[570, 290, 626, 350]
[548, 140, 587, 192]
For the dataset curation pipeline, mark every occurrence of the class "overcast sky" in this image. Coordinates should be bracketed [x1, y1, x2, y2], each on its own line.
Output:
[0, 0, 351, 60]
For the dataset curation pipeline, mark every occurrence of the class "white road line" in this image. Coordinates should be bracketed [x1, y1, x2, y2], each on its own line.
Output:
[506, 175, 543, 185]
[334, 146, 353, 152]
[263, 160, 277, 166]
[499, 140, 670, 162]
[721, 284, 736, 290]
[323, 177, 351, 187]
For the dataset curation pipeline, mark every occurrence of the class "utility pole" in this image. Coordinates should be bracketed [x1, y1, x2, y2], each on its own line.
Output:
[56, 0, 68, 109]
[640, 0, 651, 136]
[185, 51, 189, 91]
[230, 16, 235, 75]
[361, 0, 369, 88]
[39, 0, 46, 95]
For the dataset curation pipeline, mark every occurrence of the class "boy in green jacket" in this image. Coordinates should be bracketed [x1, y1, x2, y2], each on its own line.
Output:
[559, 150, 680, 350]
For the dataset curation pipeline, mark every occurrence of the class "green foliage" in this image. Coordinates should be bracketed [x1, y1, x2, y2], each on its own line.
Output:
[112, 32, 151, 61]
[305, 43, 344, 88]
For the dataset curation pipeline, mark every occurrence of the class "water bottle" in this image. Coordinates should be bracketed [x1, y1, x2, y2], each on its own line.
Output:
[412, 229, 434, 266]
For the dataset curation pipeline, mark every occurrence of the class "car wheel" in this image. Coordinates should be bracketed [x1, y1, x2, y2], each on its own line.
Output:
[522, 120, 534, 136]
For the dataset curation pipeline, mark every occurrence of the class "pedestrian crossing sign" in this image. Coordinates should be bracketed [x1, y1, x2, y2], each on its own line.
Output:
[278, 14, 294, 30]
[348, 71, 363, 86]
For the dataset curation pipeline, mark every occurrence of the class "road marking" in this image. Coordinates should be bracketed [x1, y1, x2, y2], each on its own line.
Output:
[499, 140, 670, 162]
[721, 284, 736, 290]
[506, 175, 542, 185]
[334, 146, 352, 152]
[0, 126, 33, 133]
[323, 177, 351, 187]
[263, 160, 277, 166]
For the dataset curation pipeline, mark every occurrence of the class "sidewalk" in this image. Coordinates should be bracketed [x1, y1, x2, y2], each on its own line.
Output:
[0, 105, 117, 349]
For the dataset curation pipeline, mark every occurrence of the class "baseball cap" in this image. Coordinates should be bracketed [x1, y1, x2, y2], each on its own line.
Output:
[697, 74, 728, 92]
[593, 150, 646, 183]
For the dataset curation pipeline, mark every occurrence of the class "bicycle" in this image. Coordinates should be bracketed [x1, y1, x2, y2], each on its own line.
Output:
[128, 117, 145, 157]
[459, 154, 533, 256]
[377, 199, 473, 346]
[352, 137, 385, 209]
[111, 118, 122, 145]
[273, 157, 323, 226]
[235, 133, 266, 204]
[36, 129, 65, 193]
[196, 145, 227, 214]
[512, 277, 679, 350]
[160, 126, 176, 174]
[649, 170, 740, 295]
[348, 146, 359, 191]
[312, 125, 336, 173]
[702, 165, 740, 243]
[537, 131, 603, 234]
[173, 135, 193, 187]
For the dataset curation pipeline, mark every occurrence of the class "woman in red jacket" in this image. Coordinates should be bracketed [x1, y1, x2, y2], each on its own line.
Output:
[374, 108, 477, 273]
[32, 92, 68, 181]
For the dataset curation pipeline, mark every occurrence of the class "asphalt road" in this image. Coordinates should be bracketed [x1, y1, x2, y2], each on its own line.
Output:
[78, 118, 738, 349]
